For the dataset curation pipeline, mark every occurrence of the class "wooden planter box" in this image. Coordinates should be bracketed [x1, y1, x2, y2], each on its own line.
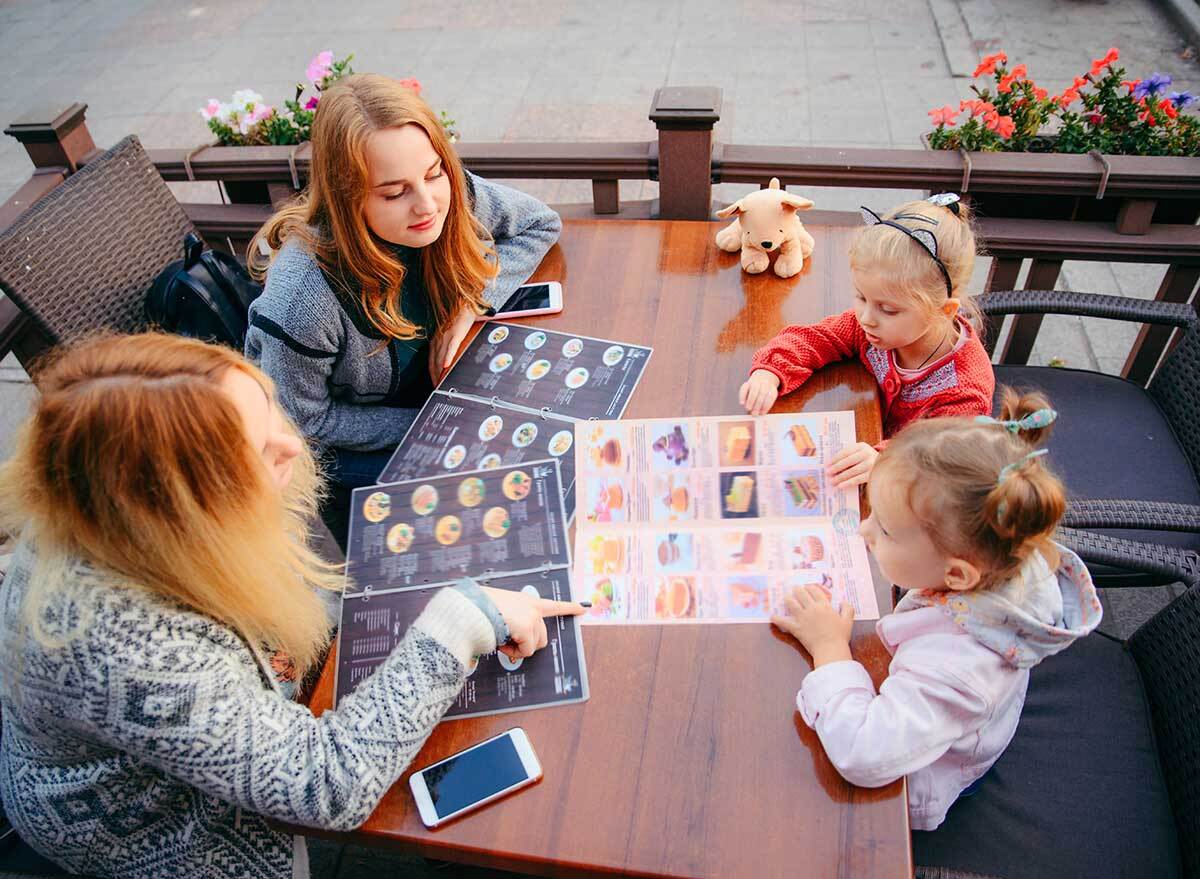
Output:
[920, 135, 1200, 228]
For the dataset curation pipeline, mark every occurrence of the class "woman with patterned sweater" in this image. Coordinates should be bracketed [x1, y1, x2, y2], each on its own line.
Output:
[0, 333, 582, 879]
[246, 73, 562, 496]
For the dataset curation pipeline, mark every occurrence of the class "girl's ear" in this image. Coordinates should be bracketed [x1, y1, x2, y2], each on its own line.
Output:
[941, 297, 962, 321]
[943, 556, 982, 592]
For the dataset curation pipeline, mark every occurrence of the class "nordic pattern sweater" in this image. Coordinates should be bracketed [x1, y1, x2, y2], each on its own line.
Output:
[0, 541, 505, 879]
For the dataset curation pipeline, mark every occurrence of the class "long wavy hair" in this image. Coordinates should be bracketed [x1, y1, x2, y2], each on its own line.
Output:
[0, 333, 342, 677]
[249, 74, 497, 341]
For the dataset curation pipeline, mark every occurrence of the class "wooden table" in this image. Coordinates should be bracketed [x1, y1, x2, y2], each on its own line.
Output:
[304, 219, 912, 878]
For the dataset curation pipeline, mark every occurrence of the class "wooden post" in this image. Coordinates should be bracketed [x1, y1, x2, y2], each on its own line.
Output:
[997, 259, 1063, 365]
[1115, 198, 1156, 235]
[4, 102, 97, 172]
[649, 87, 721, 220]
[1122, 264, 1200, 384]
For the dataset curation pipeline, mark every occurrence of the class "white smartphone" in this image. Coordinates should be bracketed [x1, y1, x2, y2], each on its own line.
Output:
[409, 727, 542, 828]
[480, 282, 563, 320]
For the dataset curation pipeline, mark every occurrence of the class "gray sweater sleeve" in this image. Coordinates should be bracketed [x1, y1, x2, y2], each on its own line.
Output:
[245, 252, 418, 451]
[75, 587, 497, 833]
[468, 173, 562, 309]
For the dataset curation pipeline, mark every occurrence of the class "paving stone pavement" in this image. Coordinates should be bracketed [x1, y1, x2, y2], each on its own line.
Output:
[0, 1, 1197, 875]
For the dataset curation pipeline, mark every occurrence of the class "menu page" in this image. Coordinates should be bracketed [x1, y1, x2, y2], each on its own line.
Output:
[571, 412, 880, 624]
[379, 322, 653, 518]
[335, 570, 586, 719]
[440, 322, 652, 421]
[378, 393, 579, 516]
[335, 460, 588, 717]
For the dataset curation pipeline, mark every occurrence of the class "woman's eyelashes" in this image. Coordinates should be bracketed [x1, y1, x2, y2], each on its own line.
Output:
[383, 169, 444, 201]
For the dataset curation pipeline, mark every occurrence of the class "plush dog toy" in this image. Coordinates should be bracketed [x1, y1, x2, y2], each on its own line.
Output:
[715, 178, 815, 278]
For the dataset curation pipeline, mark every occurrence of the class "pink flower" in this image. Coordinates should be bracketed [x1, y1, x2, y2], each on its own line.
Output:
[250, 103, 274, 123]
[304, 96, 320, 110]
[306, 49, 334, 84]
[928, 104, 958, 127]
[398, 77, 422, 96]
[984, 111, 1015, 138]
[199, 98, 221, 120]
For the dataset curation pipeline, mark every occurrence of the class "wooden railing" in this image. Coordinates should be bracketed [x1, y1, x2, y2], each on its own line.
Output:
[2, 87, 1199, 383]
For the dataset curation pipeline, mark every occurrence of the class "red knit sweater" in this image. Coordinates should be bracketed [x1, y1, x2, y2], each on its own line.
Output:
[751, 309, 995, 441]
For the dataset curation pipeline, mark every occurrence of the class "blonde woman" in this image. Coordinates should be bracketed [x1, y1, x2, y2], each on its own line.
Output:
[0, 333, 581, 879]
[246, 74, 562, 493]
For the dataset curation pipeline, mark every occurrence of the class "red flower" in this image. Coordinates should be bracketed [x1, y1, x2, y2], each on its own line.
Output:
[973, 51, 1008, 78]
[1072, 75, 1089, 90]
[959, 98, 992, 118]
[928, 104, 959, 126]
[1033, 86, 1048, 101]
[985, 113, 1016, 138]
[998, 63, 1028, 93]
[1055, 88, 1080, 108]
[1121, 79, 1141, 92]
[397, 78, 422, 95]
[1085, 112, 1104, 126]
[1160, 98, 1179, 119]
[1090, 47, 1119, 77]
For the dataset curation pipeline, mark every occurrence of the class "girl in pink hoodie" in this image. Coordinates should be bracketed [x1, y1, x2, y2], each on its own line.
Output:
[773, 389, 1101, 830]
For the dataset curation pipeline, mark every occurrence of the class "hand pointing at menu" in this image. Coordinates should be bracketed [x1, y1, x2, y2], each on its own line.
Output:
[482, 586, 587, 659]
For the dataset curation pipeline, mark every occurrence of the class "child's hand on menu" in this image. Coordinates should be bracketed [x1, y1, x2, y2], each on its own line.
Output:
[481, 586, 586, 659]
[740, 369, 780, 416]
[772, 584, 853, 667]
[430, 307, 478, 382]
[827, 442, 878, 489]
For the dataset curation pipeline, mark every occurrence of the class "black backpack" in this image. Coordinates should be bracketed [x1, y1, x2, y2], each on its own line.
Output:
[145, 233, 261, 348]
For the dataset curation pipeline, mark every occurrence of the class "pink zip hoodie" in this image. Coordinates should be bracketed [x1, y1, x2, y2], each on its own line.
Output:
[797, 545, 1101, 830]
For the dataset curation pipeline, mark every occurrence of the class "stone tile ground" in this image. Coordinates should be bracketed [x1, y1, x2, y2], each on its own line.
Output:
[0, 1, 1197, 874]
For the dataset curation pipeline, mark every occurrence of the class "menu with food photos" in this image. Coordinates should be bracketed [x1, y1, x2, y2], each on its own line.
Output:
[334, 459, 589, 719]
[572, 411, 880, 625]
[379, 321, 653, 520]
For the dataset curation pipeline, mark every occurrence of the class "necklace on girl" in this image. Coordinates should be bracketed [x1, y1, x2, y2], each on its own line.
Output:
[915, 324, 952, 371]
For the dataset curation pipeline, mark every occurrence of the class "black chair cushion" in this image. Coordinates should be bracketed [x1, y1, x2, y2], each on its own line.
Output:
[996, 365, 1200, 585]
[913, 633, 1181, 879]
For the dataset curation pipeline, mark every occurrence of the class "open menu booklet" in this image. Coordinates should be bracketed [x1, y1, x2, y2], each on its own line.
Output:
[572, 411, 880, 624]
[379, 321, 653, 520]
[333, 459, 588, 719]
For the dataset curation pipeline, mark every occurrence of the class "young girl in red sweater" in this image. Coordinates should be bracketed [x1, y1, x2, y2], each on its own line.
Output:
[740, 194, 994, 488]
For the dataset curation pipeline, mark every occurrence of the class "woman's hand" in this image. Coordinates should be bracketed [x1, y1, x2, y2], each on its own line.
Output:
[739, 369, 781, 416]
[771, 584, 854, 667]
[827, 442, 879, 489]
[481, 586, 586, 660]
[430, 307, 478, 382]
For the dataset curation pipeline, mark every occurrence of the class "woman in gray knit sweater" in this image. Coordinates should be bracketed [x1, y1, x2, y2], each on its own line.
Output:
[0, 333, 582, 879]
[245, 74, 562, 497]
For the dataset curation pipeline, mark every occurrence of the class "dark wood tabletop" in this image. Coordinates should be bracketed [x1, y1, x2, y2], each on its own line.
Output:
[303, 219, 912, 879]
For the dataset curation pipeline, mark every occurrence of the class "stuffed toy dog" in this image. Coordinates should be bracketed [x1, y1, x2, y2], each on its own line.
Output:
[715, 178, 815, 278]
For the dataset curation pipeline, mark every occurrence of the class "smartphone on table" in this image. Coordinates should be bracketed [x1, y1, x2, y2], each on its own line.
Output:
[409, 727, 543, 828]
[480, 282, 563, 320]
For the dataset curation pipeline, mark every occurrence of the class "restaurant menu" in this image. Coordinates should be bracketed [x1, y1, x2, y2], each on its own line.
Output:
[334, 460, 589, 719]
[572, 412, 880, 625]
[379, 321, 653, 520]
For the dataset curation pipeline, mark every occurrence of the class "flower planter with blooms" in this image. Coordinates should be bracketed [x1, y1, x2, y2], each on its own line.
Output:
[926, 47, 1200, 156]
[198, 51, 459, 146]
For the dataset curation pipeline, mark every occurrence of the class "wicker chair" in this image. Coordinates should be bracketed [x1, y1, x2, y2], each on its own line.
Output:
[915, 531, 1200, 879]
[0, 134, 195, 358]
[980, 291, 1200, 586]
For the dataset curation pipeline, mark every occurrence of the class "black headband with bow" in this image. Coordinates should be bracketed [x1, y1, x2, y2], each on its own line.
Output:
[859, 193, 961, 298]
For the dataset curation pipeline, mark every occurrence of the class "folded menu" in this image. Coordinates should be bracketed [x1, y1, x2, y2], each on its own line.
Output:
[379, 322, 653, 520]
[571, 412, 880, 625]
[334, 459, 588, 719]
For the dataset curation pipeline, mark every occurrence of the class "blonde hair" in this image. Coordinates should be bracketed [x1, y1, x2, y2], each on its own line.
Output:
[0, 333, 342, 678]
[849, 198, 981, 333]
[249, 73, 497, 341]
[873, 387, 1066, 590]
